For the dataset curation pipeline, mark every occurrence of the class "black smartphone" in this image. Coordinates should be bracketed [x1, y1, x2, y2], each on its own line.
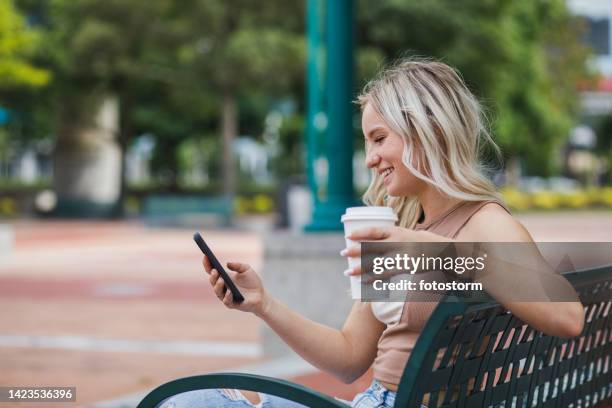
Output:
[193, 232, 245, 303]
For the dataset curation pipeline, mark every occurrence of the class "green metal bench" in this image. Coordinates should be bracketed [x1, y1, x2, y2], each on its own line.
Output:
[137, 265, 611, 407]
[142, 195, 233, 227]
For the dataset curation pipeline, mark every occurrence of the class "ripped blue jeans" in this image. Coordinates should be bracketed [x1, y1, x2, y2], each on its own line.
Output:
[157, 379, 399, 407]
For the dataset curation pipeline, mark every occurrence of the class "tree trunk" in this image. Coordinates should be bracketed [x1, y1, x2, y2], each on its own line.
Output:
[116, 89, 134, 217]
[505, 155, 522, 187]
[221, 89, 237, 196]
[53, 92, 121, 217]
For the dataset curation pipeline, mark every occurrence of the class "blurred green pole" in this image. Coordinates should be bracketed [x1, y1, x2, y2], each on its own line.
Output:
[306, 0, 356, 231]
[305, 0, 323, 209]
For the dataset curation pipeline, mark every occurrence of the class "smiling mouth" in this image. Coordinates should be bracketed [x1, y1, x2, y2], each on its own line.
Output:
[381, 167, 394, 178]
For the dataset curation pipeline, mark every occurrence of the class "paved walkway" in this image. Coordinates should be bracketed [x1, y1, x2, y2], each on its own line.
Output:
[0, 212, 611, 407]
[1, 221, 266, 407]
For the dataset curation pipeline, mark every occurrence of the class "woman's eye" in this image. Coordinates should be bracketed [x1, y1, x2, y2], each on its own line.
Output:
[374, 136, 386, 144]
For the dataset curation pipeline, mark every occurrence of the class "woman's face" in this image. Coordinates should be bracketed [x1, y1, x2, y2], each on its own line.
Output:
[362, 103, 425, 197]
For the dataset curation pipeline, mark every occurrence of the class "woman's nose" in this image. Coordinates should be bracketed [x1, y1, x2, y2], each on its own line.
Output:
[365, 152, 381, 169]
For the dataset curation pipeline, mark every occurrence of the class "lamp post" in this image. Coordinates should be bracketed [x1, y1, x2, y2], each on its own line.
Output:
[305, 0, 356, 231]
[305, 0, 324, 212]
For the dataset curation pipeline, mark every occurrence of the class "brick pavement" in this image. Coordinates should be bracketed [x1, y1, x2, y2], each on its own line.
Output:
[1, 212, 611, 407]
[0, 221, 266, 407]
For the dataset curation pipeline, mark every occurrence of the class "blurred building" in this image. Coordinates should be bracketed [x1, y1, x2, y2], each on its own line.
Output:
[0, 141, 52, 184]
[125, 134, 154, 185]
[234, 136, 272, 184]
[565, 0, 611, 183]
[570, 1, 611, 72]
[568, 0, 612, 116]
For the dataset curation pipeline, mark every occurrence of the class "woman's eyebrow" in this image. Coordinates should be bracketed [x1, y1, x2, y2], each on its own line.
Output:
[365, 125, 385, 139]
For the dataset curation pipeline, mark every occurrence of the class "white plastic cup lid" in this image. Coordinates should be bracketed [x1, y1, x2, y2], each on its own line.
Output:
[341, 206, 397, 223]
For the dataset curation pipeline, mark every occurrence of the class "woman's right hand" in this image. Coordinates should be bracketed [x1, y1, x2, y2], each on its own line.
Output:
[203, 256, 270, 316]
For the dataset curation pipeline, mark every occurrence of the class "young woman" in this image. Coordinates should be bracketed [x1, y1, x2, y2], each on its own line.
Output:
[161, 59, 585, 408]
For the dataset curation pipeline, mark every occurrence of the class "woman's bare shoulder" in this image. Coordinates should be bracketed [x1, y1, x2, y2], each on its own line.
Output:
[456, 202, 534, 242]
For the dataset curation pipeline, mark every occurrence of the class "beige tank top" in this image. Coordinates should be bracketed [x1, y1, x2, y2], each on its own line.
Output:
[371, 199, 510, 386]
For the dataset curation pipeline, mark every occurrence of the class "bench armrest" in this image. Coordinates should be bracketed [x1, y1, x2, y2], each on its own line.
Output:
[137, 372, 348, 408]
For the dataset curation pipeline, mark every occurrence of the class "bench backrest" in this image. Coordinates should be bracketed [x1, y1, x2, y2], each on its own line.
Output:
[395, 266, 612, 407]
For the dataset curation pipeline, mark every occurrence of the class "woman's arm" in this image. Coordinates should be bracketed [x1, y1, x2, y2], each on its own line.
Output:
[206, 259, 385, 383]
[458, 204, 585, 338]
[257, 299, 385, 383]
[344, 203, 585, 338]
[495, 301, 584, 337]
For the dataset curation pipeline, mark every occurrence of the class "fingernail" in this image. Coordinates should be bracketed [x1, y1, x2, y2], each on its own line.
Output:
[340, 249, 348, 256]
[343, 268, 354, 276]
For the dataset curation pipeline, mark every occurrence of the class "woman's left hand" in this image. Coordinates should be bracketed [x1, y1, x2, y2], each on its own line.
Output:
[347, 226, 433, 243]
[341, 227, 450, 277]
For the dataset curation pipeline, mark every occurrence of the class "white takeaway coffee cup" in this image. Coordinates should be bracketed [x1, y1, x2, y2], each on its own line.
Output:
[341, 206, 397, 299]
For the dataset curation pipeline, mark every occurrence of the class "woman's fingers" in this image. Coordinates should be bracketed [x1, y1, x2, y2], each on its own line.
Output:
[340, 246, 361, 257]
[343, 265, 398, 279]
[344, 265, 380, 283]
[222, 287, 234, 306]
[347, 227, 391, 241]
[203, 255, 212, 274]
[344, 265, 362, 276]
[213, 272, 227, 298]
[210, 269, 235, 306]
[226, 261, 251, 273]
[342, 246, 390, 259]
[209, 269, 218, 285]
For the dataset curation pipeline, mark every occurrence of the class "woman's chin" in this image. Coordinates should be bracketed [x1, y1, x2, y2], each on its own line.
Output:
[384, 186, 402, 197]
[385, 183, 418, 197]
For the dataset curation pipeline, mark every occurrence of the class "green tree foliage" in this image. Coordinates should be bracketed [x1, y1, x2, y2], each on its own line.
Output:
[358, 0, 591, 176]
[272, 113, 305, 177]
[10, 0, 591, 195]
[19, 0, 305, 192]
[173, 0, 305, 193]
[0, 0, 50, 157]
[175, 0, 305, 92]
[0, 0, 49, 90]
[44, 0, 174, 87]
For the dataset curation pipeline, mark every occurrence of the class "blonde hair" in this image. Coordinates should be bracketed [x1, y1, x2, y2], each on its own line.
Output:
[358, 57, 502, 228]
